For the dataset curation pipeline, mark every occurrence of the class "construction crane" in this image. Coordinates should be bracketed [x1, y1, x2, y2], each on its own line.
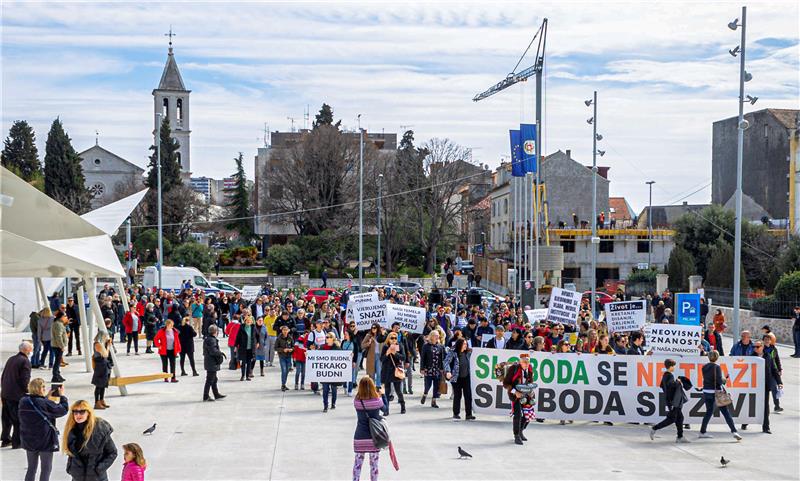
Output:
[473, 17, 548, 306]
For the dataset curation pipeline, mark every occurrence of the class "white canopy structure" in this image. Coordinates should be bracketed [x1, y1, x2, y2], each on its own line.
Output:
[1, 166, 148, 395]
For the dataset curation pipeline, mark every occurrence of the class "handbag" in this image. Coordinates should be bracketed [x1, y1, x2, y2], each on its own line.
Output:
[360, 399, 390, 449]
[391, 354, 406, 380]
[438, 378, 448, 395]
[713, 365, 733, 407]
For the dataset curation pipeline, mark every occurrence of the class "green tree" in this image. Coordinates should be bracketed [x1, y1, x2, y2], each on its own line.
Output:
[666, 245, 695, 292]
[313, 103, 341, 129]
[145, 117, 183, 193]
[170, 242, 215, 273]
[226, 152, 253, 239]
[774, 270, 800, 301]
[777, 236, 800, 277]
[704, 242, 747, 289]
[2, 120, 41, 184]
[43, 118, 91, 213]
[264, 244, 302, 275]
[133, 228, 173, 262]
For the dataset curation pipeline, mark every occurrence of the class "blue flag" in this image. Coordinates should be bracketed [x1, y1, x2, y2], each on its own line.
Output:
[520, 123, 537, 173]
[509, 129, 524, 177]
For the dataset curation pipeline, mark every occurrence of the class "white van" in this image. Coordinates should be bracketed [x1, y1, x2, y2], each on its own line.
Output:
[142, 266, 220, 296]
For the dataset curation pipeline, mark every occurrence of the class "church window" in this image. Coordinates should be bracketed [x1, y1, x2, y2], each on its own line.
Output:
[177, 99, 183, 121]
[89, 182, 105, 199]
[176, 152, 182, 168]
[94, 158, 101, 165]
[162, 98, 169, 117]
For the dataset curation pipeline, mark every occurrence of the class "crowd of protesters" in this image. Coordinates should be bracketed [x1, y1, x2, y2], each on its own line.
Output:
[1, 277, 793, 480]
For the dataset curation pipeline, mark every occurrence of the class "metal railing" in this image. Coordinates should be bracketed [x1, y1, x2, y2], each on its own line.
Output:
[0, 294, 16, 328]
[702, 286, 796, 319]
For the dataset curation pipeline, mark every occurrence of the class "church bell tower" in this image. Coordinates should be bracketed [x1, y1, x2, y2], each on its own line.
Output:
[153, 28, 191, 174]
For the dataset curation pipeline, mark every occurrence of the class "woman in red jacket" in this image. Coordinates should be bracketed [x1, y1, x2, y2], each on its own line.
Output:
[122, 301, 142, 355]
[154, 318, 182, 383]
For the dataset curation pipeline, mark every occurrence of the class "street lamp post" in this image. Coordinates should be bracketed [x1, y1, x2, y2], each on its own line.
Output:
[646, 181, 655, 268]
[729, 7, 752, 338]
[156, 112, 163, 290]
[586, 91, 600, 315]
[358, 115, 364, 288]
[377, 173, 383, 280]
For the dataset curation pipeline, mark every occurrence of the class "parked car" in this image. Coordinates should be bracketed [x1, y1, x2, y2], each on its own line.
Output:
[143, 266, 220, 297]
[581, 291, 615, 306]
[390, 281, 423, 291]
[304, 288, 341, 304]
[211, 280, 241, 295]
[459, 261, 475, 274]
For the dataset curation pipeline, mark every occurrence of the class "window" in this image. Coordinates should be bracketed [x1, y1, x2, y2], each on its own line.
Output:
[177, 98, 183, 121]
[560, 240, 576, 253]
[176, 152, 182, 168]
[162, 97, 169, 117]
[194, 276, 209, 288]
[599, 236, 614, 253]
[562, 267, 581, 282]
[504, 198, 508, 215]
[88, 182, 105, 198]
[94, 158, 101, 165]
[637, 236, 650, 253]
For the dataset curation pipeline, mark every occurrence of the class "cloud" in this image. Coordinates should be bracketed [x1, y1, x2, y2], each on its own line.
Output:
[1, 1, 798, 210]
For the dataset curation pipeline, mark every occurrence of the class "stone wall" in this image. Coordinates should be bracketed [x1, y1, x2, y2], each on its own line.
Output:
[714, 306, 794, 345]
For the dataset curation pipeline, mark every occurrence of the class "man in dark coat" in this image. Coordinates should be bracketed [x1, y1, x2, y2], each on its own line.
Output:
[755, 340, 782, 434]
[649, 358, 690, 442]
[65, 297, 82, 356]
[502, 352, 534, 445]
[1, 341, 33, 448]
[203, 325, 226, 401]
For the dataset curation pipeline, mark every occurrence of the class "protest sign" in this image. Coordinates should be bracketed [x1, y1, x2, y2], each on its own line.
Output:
[469, 348, 764, 424]
[345, 291, 379, 328]
[352, 300, 387, 331]
[675, 293, 701, 325]
[240, 285, 262, 301]
[644, 323, 703, 355]
[305, 350, 353, 383]
[547, 287, 581, 325]
[524, 309, 548, 324]
[385, 303, 426, 333]
[604, 300, 646, 333]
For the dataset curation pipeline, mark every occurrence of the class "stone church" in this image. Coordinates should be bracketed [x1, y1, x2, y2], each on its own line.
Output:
[79, 39, 192, 207]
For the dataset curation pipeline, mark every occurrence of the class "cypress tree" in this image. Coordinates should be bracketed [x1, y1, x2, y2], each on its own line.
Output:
[145, 117, 183, 193]
[226, 152, 253, 238]
[1, 120, 41, 181]
[43, 118, 91, 213]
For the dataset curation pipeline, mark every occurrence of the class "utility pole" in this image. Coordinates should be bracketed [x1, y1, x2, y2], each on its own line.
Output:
[646, 181, 655, 268]
[358, 115, 364, 287]
[533, 57, 543, 307]
[590, 91, 598, 316]
[377, 174, 383, 280]
[731, 6, 748, 338]
[156, 112, 163, 290]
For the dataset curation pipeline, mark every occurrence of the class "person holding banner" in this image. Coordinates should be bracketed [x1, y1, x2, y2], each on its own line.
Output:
[379, 334, 406, 415]
[444, 338, 474, 421]
[320, 333, 341, 413]
[698, 351, 742, 441]
[502, 352, 534, 445]
[420, 331, 445, 408]
[649, 359, 690, 443]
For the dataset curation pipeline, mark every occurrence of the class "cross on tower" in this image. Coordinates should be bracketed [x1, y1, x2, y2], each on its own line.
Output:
[165, 26, 176, 48]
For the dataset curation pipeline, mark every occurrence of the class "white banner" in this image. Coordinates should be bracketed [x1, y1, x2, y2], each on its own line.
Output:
[385, 303, 426, 333]
[644, 323, 703, 355]
[345, 291, 379, 328]
[240, 285, 262, 301]
[352, 300, 387, 332]
[469, 348, 764, 423]
[524, 309, 548, 324]
[547, 287, 581, 326]
[604, 300, 646, 333]
[305, 350, 353, 383]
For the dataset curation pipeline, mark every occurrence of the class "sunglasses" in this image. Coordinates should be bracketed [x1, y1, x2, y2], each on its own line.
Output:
[72, 410, 88, 415]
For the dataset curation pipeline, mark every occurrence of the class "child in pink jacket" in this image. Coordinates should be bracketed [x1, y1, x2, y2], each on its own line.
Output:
[121, 443, 147, 481]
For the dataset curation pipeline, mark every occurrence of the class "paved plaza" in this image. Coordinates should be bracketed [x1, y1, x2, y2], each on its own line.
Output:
[1, 329, 798, 481]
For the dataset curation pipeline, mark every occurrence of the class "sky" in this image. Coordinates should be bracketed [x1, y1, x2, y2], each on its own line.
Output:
[2, 1, 798, 213]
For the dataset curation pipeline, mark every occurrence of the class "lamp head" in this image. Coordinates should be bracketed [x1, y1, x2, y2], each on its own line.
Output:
[595, 134, 603, 141]
[728, 46, 740, 57]
[728, 19, 739, 30]
[584, 100, 592, 107]
[744, 71, 752, 82]
[598, 150, 606, 157]
[746, 95, 758, 105]
[587, 117, 594, 125]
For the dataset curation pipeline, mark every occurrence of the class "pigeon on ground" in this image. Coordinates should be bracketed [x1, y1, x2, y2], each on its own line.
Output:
[458, 447, 472, 459]
[143, 423, 157, 435]
[720, 456, 730, 468]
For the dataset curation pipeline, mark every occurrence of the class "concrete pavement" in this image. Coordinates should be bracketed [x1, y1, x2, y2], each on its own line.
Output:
[1, 329, 798, 480]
